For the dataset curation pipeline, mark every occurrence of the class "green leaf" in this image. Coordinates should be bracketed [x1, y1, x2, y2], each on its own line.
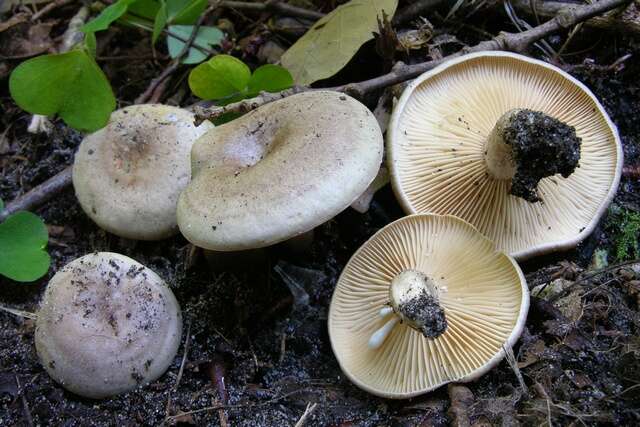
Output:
[128, 0, 160, 20]
[0, 199, 4, 212]
[0, 211, 50, 282]
[9, 50, 116, 132]
[152, 1, 167, 43]
[167, 0, 207, 24]
[247, 64, 293, 95]
[281, 0, 398, 85]
[81, 0, 137, 33]
[189, 54, 251, 100]
[167, 25, 223, 64]
[84, 31, 97, 57]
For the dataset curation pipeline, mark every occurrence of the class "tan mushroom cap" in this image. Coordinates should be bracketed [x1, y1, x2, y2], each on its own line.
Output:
[387, 51, 623, 259]
[73, 104, 214, 240]
[329, 214, 528, 398]
[35, 252, 182, 399]
[177, 91, 383, 251]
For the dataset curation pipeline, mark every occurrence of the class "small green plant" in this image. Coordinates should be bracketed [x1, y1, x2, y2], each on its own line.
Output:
[0, 200, 51, 282]
[189, 54, 293, 103]
[606, 205, 640, 261]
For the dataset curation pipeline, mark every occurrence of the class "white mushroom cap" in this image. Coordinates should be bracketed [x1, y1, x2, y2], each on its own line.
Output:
[35, 252, 182, 399]
[329, 214, 528, 398]
[387, 51, 623, 259]
[73, 104, 214, 240]
[177, 91, 383, 251]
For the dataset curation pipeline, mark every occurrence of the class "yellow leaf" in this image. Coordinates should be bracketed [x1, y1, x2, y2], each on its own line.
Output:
[281, 0, 398, 86]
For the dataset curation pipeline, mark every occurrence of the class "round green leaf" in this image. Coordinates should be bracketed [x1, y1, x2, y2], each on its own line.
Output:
[9, 50, 116, 132]
[247, 64, 294, 96]
[188, 54, 251, 100]
[0, 211, 50, 282]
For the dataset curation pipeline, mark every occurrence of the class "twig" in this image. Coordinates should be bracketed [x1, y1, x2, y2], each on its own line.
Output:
[511, 0, 640, 36]
[220, 1, 324, 21]
[31, 0, 74, 21]
[208, 357, 229, 427]
[136, 6, 215, 104]
[195, 0, 631, 121]
[548, 258, 640, 303]
[165, 322, 192, 420]
[393, 0, 447, 24]
[0, 305, 38, 320]
[503, 344, 529, 398]
[0, 166, 72, 222]
[164, 388, 316, 422]
[294, 402, 318, 427]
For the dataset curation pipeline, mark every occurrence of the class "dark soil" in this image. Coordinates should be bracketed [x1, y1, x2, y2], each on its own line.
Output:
[506, 109, 581, 203]
[2, 1, 640, 426]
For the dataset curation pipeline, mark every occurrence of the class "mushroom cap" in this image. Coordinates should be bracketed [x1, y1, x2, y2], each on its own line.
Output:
[328, 214, 528, 398]
[35, 252, 182, 399]
[73, 104, 214, 240]
[387, 51, 623, 259]
[177, 91, 383, 251]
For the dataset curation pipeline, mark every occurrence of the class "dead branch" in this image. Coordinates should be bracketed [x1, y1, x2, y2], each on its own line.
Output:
[0, 166, 72, 222]
[220, 1, 324, 21]
[393, 0, 447, 24]
[31, 0, 75, 22]
[136, 5, 216, 104]
[511, 0, 640, 36]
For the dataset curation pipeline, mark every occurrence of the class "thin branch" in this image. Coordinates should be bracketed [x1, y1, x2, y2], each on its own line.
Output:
[136, 6, 215, 104]
[31, 0, 74, 21]
[195, 0, 631, 122]
[511, 0, 640, 36]
[392, 0, 447, 24]
[220, 1, 324, 21]
[0, 166, 72, 222]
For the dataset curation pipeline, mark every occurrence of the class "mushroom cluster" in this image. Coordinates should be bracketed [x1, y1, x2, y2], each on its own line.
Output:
[329, 214, 528, 398]
[387, 51, 622, 259]
[33, 52, 622, 402]
[36, 252, 182, 399]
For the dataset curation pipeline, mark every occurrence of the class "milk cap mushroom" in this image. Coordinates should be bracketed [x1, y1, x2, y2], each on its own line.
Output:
[35, 252, 182, 399]
[178, 91, 383, 251]
[73, 104, 214, 240]
[387, 51, 623, 259]
[329, 214, 528, 398]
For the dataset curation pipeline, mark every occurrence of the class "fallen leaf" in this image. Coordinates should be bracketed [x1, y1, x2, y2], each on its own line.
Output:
[281, 0, 398, 85]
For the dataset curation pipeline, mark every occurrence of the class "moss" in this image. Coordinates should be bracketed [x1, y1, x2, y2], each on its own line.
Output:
[606, 205, 640, 261]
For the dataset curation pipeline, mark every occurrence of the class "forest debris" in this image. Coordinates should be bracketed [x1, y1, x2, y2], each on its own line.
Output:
[447, 384, 474, 427]
[511, 0, 640, 36]
[294, 402, 318, 427]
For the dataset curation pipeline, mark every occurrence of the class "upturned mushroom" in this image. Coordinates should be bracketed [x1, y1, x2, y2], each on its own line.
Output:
[387, 51, 623, 259]
[73, 104, 214, 240]
[329, 214, 528, 398]
[177, 91, 383, 251]
[35, 252, 182, 399]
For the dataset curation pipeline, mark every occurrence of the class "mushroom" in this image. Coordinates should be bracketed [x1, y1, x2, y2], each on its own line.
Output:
[177, 91, 383, 251]
[387, 52, 623, 259]
[328, 214, 528, 398]
[73, 104, 214, 240]
[35, 252, 182, 399]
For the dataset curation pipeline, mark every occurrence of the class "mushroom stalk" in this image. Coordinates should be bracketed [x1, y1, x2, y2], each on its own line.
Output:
[484, 108, 582, 202]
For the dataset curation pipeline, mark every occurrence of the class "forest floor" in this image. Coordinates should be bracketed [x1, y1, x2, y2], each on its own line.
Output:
[1, 1, 640, 426]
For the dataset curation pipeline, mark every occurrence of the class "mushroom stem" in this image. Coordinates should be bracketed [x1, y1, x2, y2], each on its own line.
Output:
[389, 269, 447, 339]
[368, 316, 400, 349]
[484, 108, 581, 202]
